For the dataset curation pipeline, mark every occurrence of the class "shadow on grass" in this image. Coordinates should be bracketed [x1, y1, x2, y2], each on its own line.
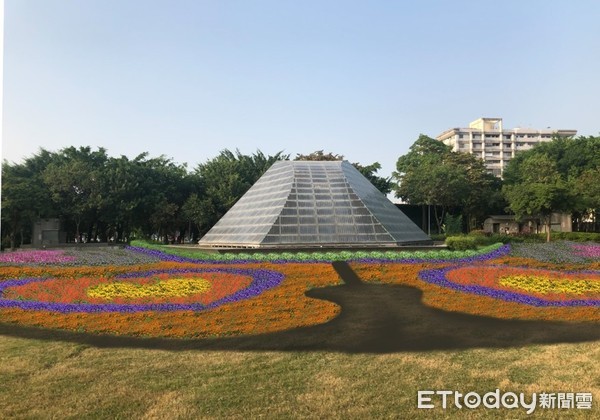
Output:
[1, 262, 599, 354]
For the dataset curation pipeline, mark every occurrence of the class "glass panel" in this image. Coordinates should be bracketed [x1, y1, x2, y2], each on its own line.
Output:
[299, 225, 317, 235]
[336, 225, 356, 234]
[299, 216, 316, 224]
[316, 208, 334, 215]
[318, 225, 335, 234]
[281, 225, 297, 234]
[200, 160, 430, 248]
[298, 208, 316, 216]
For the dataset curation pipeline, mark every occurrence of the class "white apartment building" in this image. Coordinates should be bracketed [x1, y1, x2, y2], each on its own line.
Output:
[436, 118, 577, 177]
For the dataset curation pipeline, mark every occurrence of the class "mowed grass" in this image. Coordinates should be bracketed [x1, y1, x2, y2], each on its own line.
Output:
[0, 332, 598, 419]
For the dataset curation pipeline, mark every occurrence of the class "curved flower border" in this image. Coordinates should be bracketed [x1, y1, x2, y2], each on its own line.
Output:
[126, 243, 511, 264]
[0, 268, 284, 313]
[419, 265, 600, 307]
[352, 244, 511, 264]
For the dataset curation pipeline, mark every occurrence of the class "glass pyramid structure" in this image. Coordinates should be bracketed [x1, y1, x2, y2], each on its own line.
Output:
[199, 161, 432, 248]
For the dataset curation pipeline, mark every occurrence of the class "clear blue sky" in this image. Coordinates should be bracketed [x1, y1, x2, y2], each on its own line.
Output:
[3, 0, 600, 179]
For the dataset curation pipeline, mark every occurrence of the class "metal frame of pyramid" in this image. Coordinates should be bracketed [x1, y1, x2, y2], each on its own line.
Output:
[198, 161, 432, 248]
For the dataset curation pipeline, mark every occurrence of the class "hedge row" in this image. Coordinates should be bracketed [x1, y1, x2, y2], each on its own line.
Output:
[445, 231, 600, 250]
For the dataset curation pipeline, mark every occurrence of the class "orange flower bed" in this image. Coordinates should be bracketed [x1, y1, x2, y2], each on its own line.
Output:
[0, 262, 185, 281]
[0, 262, 342, 338]
[351, 261, 600, 322]
[483, 256, 600, 271]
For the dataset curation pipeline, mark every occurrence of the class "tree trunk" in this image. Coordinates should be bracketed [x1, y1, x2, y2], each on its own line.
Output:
[545, 216, 551, 242]
[75, 217, 81, 243]
[433, 205, 445, 234]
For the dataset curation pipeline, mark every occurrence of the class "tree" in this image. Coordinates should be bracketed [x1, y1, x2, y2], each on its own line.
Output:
[2, 163, 39, 249]
[393, 135, 501, 233]
[504, 135, 600, 233]
[447, 152, 506, 231]
[572, 168, 600, 231]
[503, 154, 571, 242]
[352, 162, 393, 195]
[295, 150, 343, 161]
[42, 147, 108, 241]
[125, 154, 194, 242]
[181, 193, 206, 240]
[1, 150, 59, 249]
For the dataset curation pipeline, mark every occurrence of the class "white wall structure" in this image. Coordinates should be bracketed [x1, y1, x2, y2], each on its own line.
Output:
[483, 213, 572, 234]
[436, 118, 577, 177]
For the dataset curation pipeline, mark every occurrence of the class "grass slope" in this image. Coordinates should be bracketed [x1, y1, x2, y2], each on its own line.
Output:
[0, 332, 598, 418]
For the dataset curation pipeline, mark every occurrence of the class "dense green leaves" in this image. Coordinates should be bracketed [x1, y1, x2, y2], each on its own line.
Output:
[352, 162, 393, 195]
[502, 136, 600, 240]
[2, 148, 198, 246]
[393, 135, 503, 233]
[2, 150, 57, 249]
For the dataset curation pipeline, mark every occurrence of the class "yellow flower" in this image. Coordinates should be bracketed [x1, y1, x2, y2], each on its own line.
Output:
[87, 278, 211, 299]
[499, 275, 600, 295]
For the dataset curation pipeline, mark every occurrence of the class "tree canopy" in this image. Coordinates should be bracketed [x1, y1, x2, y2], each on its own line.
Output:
[393, 135, 503, 233]
[502, 135, 600, 239]
[2, 147, 198, 247]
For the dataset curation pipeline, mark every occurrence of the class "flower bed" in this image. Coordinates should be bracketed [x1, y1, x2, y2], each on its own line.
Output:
[127, 241, 509, 263]
[0, 250, 76, 265]
[351, 260, 600, 322]
[509, 241, 600, 264]
[1, 269, 258, 308]
[421, 265, 600, 306]
[0, 242, 597, 338]
[0, 261, 342, 337]
[572, 243, 600, 260]
[0, 247, 161, 266]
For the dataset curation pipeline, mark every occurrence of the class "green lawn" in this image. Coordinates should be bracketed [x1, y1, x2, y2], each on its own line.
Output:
[1, 318, 598, 418]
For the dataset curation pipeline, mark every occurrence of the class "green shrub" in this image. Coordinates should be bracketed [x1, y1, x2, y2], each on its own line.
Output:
[445, 235, 478, 250]
[443, 214, 463, 235]
[466, 232, 505, 246]
[549, 232, 600, 242]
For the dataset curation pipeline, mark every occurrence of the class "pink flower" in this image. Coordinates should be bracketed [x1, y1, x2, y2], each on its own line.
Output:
[572, 244, 600, 260]
[0, 250, 76, 265]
